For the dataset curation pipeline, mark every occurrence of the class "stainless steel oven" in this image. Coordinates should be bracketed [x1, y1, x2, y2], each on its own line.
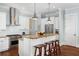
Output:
[7, 34, 22, 48]
[10, 39, 18, 47]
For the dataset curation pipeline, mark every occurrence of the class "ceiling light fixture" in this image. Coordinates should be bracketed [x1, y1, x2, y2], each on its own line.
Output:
[32, 3, 38, 20]
[47, 3, 51, 23]
[53, 0, 56, 8]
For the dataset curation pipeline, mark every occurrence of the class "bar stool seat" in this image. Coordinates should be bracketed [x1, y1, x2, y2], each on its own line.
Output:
[34, 44, 45, 48]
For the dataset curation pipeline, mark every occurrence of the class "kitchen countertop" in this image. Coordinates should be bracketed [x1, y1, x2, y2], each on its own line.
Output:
[6, 34, 22, 39]
[22, 33, 59, 39]
[0, 36, 8, 38]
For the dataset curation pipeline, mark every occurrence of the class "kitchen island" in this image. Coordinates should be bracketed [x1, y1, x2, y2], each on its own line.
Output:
[18, 33, 59, 56]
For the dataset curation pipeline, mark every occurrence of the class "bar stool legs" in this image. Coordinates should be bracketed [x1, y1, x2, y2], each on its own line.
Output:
[34, 44, 46, 56]
[55, 40, 61, 56]
[34, 40, 61, 56]
[44, 45, 47, 56]
[45, 43, 51, 56]
[46, 40, 61, 56]
[34, 48, 37, 56]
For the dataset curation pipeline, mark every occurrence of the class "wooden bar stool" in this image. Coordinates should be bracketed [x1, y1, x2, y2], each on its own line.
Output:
[34, 44, 46, 56]
[45, 42, 51, 56]
[50, 41, 57, 56]
[55, 40, 61, 55]
[45, 41, 56, 56]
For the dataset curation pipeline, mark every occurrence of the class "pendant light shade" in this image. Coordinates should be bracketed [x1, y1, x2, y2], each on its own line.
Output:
[48, 16, 50, 21]
[47, 3, 51, 22]
[48, 16, 51, 24]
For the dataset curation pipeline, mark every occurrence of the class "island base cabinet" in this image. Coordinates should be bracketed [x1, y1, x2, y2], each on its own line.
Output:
[19, 39, 25, 56]
[19, 38, 31, 56]
[19, 35, 59, 56]
[24, 39, 31, 56]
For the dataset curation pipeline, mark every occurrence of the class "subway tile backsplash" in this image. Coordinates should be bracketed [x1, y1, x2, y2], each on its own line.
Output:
[0, 26, 29, 36]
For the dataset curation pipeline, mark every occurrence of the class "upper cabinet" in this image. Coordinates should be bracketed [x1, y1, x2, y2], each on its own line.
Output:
[0, 12, 6, 30]
[19, 15, 30, 29]
[40, 18, 48, 32]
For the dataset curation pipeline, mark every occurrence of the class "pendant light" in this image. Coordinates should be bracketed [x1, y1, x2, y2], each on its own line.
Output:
[53, 0, 56, 8]
[48, 3, 51, 23]
[32, 3, 38, 20]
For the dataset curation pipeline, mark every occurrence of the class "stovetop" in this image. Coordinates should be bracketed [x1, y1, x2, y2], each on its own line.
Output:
[7, 34, 21, 36]
[6, 34, 22, 39]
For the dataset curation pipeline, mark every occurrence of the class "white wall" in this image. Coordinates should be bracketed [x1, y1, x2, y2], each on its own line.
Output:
[59, 7, 79, 46]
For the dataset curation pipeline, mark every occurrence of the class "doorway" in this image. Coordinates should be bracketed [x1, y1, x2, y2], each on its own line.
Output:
[65, 13, 77, 47]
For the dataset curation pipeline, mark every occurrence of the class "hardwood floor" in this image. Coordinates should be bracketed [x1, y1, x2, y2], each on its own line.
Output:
[0, 47, 18, 56]
[0, 45, 79, 56]
[61, 45, 79, 56]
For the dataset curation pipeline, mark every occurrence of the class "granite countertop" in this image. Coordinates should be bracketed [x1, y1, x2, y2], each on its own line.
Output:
[0, 36, 8, 38]
[22, 33, 58, 39]
[6, 34, 22, 39]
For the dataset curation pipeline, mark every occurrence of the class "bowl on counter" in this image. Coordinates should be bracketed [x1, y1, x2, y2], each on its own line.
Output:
[36, 32, 45, 36]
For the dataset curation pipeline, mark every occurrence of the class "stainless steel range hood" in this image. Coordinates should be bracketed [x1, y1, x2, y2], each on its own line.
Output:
[9, 7, 20, 26]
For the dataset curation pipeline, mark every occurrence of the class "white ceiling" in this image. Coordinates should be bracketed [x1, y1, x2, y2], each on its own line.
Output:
[0, 3, 79, 16]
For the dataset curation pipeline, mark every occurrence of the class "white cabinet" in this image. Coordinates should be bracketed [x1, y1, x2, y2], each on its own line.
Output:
[0, 12, 6, 30]
[19, 39, 25, 56]
[0, 37, 9, 52]
[19, 35, 58, 56]
[41, 18, 48, 32]
[19, 16, 30, 29]
[31, 38, 43, 46]
[19, 38, 31, 56]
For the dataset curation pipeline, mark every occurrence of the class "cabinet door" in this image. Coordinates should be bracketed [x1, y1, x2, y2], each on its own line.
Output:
[19, 16, 29, 29]
[41, 18, 48, 32]
[24, 39, 31, 56]
[0, 38, 9, 52]
[2, 38, 9, 51]
[0, 12, 6, 30]
[19, 39, 25, 56]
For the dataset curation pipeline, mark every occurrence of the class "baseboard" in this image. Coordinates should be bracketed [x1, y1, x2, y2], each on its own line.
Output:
[76, 45, 79, 48]
[60, 41, 79, 48]
[60, 42, 65, 46]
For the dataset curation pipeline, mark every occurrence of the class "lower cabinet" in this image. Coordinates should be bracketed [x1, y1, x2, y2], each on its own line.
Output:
[19, 39, 25, 56]
[19, 38, 31, 56]
[0, 37, 10, 52]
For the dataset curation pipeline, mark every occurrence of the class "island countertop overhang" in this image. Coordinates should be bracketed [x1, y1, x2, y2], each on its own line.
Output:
[21, 33, 59, 39]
